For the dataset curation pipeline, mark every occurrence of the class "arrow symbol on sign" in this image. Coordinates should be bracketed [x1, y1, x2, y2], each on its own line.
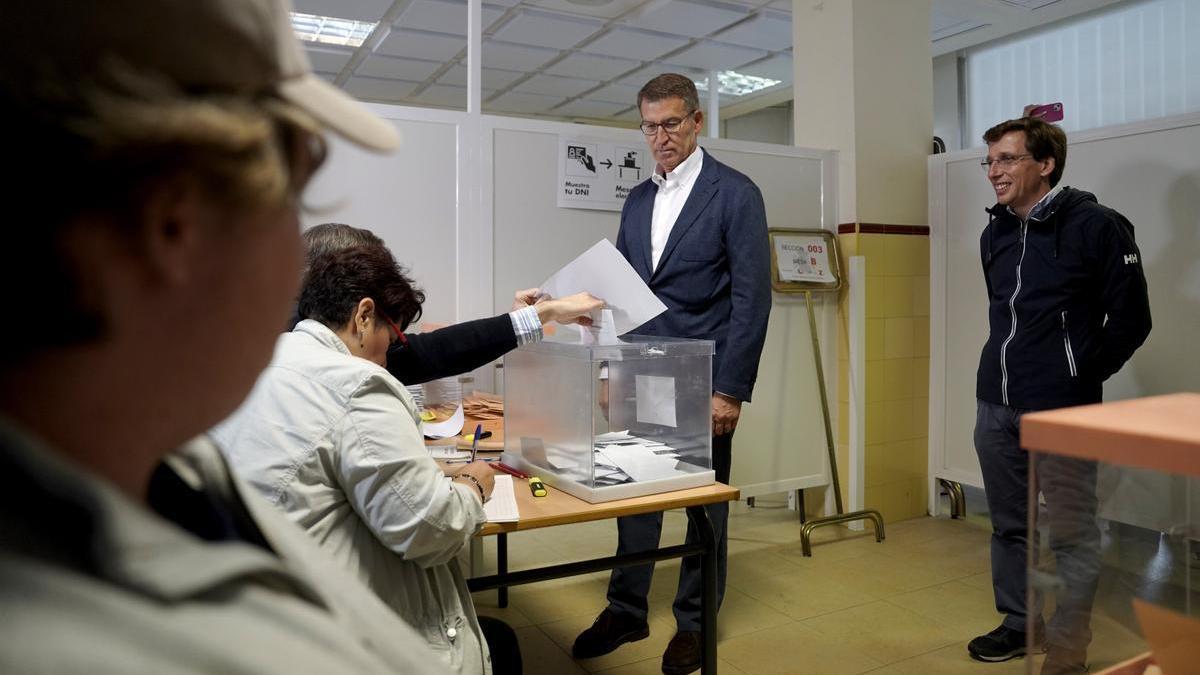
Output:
[601, 159, 613, 169]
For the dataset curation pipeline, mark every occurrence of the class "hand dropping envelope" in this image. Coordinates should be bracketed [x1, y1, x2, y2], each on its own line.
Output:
[539, 240, 666, 337]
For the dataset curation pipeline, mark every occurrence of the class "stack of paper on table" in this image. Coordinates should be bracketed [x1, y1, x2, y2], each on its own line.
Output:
[464, 391, 503, 420]
[484, 475, 520, 523]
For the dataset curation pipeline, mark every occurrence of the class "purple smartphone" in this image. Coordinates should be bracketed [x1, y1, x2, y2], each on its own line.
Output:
[1028, 102, 1064, 122]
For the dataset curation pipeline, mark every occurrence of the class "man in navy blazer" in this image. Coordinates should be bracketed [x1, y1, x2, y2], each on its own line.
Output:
[573, 73, 771, 675]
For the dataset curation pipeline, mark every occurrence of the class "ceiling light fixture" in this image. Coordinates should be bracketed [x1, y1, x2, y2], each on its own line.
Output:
[694, 70, 783, 97]
[290, 11, 378, 48]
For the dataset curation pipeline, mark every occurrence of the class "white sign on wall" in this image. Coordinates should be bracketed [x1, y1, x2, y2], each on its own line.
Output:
[558, 136, 646, 212]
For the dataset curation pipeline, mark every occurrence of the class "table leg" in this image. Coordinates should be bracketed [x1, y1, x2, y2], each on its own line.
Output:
[686, 505, 718, 674]
[497, 532, 508, 608]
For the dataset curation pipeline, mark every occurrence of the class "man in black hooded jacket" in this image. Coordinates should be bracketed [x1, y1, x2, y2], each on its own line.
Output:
[967, 116, 1151, 674]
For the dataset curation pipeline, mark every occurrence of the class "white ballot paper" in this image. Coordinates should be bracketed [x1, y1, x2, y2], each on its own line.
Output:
[484, 475, 520, 522]
[635, 375, 677, 427]
[421, 404, 465, 439]
[539, 240, 666, 337]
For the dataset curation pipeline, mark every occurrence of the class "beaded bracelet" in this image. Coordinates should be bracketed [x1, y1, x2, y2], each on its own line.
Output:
[454, 473, 487, 502]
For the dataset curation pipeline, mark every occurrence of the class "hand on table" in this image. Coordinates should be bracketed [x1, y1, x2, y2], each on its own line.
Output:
[452, 461, 496, 502]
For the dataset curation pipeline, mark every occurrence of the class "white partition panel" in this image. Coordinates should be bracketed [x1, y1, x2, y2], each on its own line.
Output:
[302, 110, 462, 325]
[929, 113, 1200, 520]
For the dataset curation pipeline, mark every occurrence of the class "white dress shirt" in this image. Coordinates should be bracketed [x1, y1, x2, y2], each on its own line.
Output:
[649, 146, 704, 271]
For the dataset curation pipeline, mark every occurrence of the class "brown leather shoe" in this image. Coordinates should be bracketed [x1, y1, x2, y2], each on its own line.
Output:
[571, 608, 649, 659]
[661, 630, 702, 675]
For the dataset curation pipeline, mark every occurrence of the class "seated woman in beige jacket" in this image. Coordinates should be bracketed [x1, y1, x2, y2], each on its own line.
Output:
[214, 244, 508, 674]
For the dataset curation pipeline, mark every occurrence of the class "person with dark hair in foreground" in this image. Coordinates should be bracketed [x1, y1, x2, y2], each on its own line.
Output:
[0, 0, 452, 672]
[300, 222, 605, 385]
[214, 245, 519, 674]
[969, 116, 1151, 674]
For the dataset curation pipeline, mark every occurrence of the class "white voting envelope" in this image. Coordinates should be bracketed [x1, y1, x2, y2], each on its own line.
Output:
[539, 239, 666, 338]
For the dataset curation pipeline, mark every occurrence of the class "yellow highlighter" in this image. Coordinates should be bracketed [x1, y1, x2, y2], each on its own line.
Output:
[528, 476, 547, 498]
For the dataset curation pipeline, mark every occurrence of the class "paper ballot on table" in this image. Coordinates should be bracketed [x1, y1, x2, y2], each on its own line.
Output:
[635, 375, 677, 427]
[421, 404, 464, 439]
[539, 240, 666, 337]
[484, 475, 520, 522]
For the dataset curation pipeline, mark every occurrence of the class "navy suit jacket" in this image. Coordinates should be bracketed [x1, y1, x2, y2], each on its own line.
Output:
[615, 149, 771, 403]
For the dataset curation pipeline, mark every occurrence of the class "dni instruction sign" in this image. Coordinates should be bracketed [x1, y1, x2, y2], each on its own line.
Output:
[558, 136, 646, 212]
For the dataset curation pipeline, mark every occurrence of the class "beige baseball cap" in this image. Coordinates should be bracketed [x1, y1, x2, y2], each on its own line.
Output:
[1, 0, 398, 152]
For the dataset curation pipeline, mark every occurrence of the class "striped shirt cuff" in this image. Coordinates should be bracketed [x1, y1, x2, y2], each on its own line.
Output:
[510, 305, 543, 346]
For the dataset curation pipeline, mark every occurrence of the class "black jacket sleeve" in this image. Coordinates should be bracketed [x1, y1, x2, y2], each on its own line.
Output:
[1091, 210, 1152, 381]
[386, 314, 518, 385]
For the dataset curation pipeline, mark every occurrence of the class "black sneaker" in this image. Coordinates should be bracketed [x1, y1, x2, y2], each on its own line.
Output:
[572, 608, 650, 659]
[968, 624, 1040, 662]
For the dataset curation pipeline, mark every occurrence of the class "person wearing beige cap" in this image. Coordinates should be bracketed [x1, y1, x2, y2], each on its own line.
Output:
[0, 0, 453, 673]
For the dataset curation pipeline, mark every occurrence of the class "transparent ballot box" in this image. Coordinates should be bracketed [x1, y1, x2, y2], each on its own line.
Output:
[1020, 394, 1200, 675]
[502, 336, 715, 503]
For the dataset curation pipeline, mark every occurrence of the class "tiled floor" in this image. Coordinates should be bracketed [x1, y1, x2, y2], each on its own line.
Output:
[470, 498, 1148, 674]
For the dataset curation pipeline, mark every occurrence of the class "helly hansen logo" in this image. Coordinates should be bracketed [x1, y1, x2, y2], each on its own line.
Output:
[1124, 254, 1139, 265]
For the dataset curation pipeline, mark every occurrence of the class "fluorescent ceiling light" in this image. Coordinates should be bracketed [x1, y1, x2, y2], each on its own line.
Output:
[694, 71, 782, 97]
[290, 11, 378, 48]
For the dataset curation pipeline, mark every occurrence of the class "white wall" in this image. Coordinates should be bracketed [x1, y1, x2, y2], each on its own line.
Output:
[722, 104, 793, 145]
[932, 53, 962, 152]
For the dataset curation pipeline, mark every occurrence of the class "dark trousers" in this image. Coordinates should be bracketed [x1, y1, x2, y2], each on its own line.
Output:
[604, 431, 732, 632]
[974, 399, 1101, 654]
[478, 616, 522, 675]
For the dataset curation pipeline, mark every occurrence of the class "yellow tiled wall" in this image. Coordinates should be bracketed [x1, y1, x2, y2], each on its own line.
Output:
[836, 230, 930, 523]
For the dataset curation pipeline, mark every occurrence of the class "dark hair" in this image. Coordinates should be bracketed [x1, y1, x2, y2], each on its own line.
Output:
[302, 223, 384, 271]
[982, 117, 1068, 187]
[298, 246, 425, 332]
[637, 73, 700, 114]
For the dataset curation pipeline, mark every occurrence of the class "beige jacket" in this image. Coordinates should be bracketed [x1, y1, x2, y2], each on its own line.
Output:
[213, 320, 489, 674]
[0, 420, 449, 674]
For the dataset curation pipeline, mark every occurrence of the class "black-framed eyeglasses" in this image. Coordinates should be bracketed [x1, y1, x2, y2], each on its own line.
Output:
[639, 111, 696, 136]
[980, 154, 1033, 171]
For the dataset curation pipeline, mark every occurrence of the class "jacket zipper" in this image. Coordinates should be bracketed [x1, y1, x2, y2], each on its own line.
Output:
[998, 222, 1028, 406]
[1061, 311, 1078, 377]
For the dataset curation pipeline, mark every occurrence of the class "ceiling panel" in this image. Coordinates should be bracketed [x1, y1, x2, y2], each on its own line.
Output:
[294, 0, 391, 22]
[737, 53, 790, 82]
[589, 82, 641, 105]
[713, 11, 791, 51]
[582, 26, 690, 61]
[357, 54, 444, 81]
[377, 28, 466, 61]
[553, 99, 630, 118]
[305, 45, 353, 74]
[490, 9, 604, 49]
[438, 65, 525, 89]
[345, 76, 419, 102]
[514, 73, 600, 97]
[525, 0, 649, 20]
[627, 0, 747, 39]
[409, 84, 472, 108]
[544, 52, 640, 81]
[487, 91, 562, 113]
[482, 40, 561, 70]
[766, 0, 791, 12]
[394, 0, 505, 35]
[998, 0, 1062, 8]
[620, 64, 706, 88]
[663, 40, 768, 71]
[931, 16, 990, 42]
